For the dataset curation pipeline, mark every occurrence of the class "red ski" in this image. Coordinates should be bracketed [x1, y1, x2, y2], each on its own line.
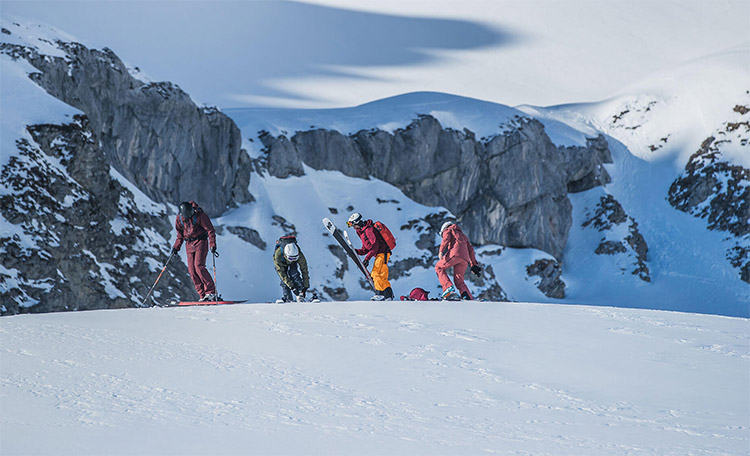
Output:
[170, 299, 247, 307]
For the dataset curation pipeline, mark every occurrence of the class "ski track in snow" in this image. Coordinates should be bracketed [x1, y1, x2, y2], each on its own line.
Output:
[1, 302, 747, 455]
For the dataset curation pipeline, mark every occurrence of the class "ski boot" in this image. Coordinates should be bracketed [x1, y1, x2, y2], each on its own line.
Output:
[441, 286, 461, 301]
[461, 291, 472, 300]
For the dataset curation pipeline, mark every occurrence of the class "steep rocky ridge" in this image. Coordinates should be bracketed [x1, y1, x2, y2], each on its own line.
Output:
[257, 115, 612, 261]
[668, 105, 750, 283]
[0, 36, 252, 217]
[0, 116, 194, 314]
[582, 194, 650, 282]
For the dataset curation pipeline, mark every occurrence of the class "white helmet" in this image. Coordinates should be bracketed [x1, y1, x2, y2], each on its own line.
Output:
[347, 212, 363, 227]
[439, 221, 454, 236]
[283, 243, 299, 262]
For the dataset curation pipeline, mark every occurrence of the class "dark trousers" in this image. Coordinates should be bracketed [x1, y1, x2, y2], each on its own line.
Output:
[280, 263, 303, 301]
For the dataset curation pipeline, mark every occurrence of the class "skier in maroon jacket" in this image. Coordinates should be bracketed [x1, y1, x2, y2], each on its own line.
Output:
[172, 201, 218, 301]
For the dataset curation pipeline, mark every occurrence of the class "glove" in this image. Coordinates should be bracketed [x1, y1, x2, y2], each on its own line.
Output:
[171, 248, 179, 256]
[471, 264, 482, 277]
[211, 246, 219, 257]
[362, 258, 369, 268]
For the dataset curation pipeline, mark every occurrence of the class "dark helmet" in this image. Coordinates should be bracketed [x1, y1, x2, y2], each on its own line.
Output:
[179, 202, 195, 219]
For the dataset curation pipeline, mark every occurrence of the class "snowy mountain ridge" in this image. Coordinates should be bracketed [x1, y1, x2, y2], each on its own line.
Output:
[1, 18, 748, 317]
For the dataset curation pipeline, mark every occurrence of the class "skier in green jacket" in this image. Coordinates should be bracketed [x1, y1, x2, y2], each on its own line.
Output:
[273, 236, 310, 302]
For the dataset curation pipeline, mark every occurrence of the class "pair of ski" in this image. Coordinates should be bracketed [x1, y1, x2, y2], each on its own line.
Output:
[166, 217, 371, 306]
[322, 217, 375, 290]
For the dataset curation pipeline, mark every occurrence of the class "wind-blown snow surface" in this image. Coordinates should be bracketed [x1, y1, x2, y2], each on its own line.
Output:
[1, 302, 748, 455]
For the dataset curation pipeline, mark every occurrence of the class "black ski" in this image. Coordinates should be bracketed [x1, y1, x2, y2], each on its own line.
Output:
[322, 217, 375, 289]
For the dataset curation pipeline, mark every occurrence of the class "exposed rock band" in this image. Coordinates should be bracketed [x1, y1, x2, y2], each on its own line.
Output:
[172, 201, 482, 303]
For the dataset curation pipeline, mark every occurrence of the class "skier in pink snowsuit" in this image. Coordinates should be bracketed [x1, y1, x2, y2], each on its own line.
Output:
[172, 201, 218, 301]
[435, 221, 481, 300]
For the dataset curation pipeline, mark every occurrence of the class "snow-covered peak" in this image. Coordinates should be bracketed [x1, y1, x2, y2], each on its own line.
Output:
[0, 17, 79, 57]
[229, 91, 592, 156]
[522, 44, 750, 168]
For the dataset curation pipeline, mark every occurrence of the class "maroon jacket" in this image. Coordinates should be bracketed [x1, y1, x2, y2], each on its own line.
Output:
[173, 201, 216, 251]
[354, 219, 390, 262]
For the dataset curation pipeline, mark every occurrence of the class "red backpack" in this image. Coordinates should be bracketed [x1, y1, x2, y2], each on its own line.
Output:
[373, 221, 396, 250]
[400, 287, 430, 301]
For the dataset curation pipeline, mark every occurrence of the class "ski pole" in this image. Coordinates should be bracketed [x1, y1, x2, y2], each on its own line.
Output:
[212, 249, 220, 303]
[141, 250, 175, 307]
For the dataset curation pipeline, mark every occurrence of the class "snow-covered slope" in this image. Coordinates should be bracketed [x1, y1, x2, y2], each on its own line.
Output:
[519, 44, 750, 316]
[1, 302, 747, 455]
[210, 165, 552, 304]
[217, 78, 748, 316]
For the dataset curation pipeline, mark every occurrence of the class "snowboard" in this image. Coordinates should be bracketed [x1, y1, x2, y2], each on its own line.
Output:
[322, 217, 375, 289]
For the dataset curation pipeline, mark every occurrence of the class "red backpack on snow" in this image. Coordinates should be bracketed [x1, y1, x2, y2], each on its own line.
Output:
[373, 221, 396, 250]
[400, 287, 430, 301]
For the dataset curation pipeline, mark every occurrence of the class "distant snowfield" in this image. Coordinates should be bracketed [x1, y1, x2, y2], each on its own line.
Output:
[1, 301, 748, 455]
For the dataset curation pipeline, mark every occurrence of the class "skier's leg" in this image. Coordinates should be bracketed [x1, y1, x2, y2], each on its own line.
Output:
[186, 247, 203, 298]
[288, 263, 303, 291]
[435, 257, 454, 291]
[193, 240, 215, 295]
[452, 259, 473, 300]
[371, 253, 391, 292]
[280, 279, 293, 302]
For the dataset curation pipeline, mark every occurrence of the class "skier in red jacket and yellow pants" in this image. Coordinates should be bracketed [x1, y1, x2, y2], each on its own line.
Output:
[349, 212, 394, 301]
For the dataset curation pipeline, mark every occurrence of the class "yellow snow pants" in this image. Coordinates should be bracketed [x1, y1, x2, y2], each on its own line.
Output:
[371, 253, 391, 292]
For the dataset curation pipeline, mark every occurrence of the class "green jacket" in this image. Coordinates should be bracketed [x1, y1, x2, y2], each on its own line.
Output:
[273, 246, 310, 290]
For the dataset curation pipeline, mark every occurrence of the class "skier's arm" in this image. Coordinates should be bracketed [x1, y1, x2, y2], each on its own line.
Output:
[200, 213, 217, 250]
[438, 235, 448, 259]
[297, 251, 310, 289]
[441, 230, 456, 260]
[173, 216, 184, 251]
[355, 228, 374, 256]
[467, 238, 478, 265]
[360, 227, 379, 262]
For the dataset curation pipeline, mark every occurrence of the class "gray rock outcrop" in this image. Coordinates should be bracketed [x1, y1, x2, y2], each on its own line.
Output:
[258, 115, 612, 259]
[1, 40, 252, 217]
[667, 106, 750, 283]
[526, 259, 566, 298]
[582, 194, 650, 282]
[0, 116, 194, 314]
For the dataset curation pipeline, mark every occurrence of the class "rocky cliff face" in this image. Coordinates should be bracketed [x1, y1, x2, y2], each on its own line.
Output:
[667, 104, 750, 283]
[258, 115, 612, 260]
[0, 39, 252, 217]
[0, 116, 194, 315]
[582, 194, 650, 282]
